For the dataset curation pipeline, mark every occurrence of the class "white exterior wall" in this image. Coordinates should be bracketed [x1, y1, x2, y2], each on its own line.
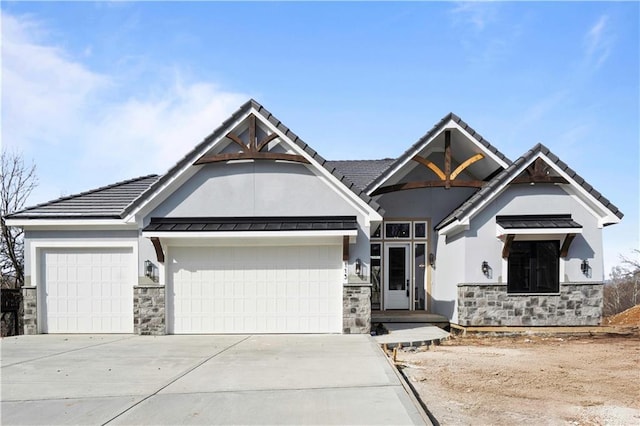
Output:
[434, 184, 607, 323]
[142, 161, 373, 285]
[432, 233, 465, 322]
[464, 184, 605, 284]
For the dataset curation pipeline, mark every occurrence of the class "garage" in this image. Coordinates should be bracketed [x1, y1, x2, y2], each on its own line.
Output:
[40, 247, 135, 333]
[169, 244, 343, 334]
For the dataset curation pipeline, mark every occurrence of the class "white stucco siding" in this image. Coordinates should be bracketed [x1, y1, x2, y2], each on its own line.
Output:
[376, 187, 477, 221]
[142, 161, 373, 285]
[432, 233, 465, 323]
[464, 184, 605, 284]
[148, 162, 360, 218]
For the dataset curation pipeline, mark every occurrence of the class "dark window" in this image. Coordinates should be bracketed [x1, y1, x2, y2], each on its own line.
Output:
[508, 241, 559, 293]
[414, 222, 426, 238]
[370, 244, 381, 309]
[385, 223, 410, 238]
[372, 224, 381, 239]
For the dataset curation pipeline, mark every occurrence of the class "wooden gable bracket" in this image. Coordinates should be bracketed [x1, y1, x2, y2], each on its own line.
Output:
[501, 234, 515, 259]
[194, 114, 310, 165]
[372, 130, 486, 195]
[560, 234, 576, 258]
[510, 158, 568, 185]
[150, 237, 165, 263]
[342, 236, 350, 261]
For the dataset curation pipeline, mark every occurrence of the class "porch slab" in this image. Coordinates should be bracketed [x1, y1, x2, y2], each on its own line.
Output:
[373, 323, 450, 349]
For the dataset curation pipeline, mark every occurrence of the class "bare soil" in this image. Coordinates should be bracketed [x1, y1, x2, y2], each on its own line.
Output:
[397, 329, 640, 425]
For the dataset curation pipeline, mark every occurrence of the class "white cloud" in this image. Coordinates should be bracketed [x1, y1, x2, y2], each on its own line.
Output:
[2, 12, 109, 150]
[584, 15, 614, 69]
[1, 11, 248, 200]
[84, 80, 248, 176]
[450, 1, 499, 31]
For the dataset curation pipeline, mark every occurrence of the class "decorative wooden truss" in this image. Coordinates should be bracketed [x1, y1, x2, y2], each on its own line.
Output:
[510, 158, 568, 185]
[194, 114, 310, 165]
[372, 130, 486, 195]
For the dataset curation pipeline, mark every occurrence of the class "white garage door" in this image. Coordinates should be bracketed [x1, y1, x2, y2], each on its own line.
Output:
[170, 245, 342, 334]
[41, 247, 135, 333]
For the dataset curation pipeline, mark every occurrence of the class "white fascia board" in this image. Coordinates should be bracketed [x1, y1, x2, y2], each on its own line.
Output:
[496, 224, 583, 237]
[437, 218, 470, 237]
[252, 111, 383, 224]
[5, 218, 134, 228]
[123, 111, 252, 223]
[143, 229, 358, 239]
[538, 152, 621, 227]
[446, 121, 510, 169]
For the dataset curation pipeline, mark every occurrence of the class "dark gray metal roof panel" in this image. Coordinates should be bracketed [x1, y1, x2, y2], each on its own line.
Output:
[496, 215, 582, 229]
[143, 216, 358, 233]
[435, 143, 623, 230]
[7, 175, 160, 219]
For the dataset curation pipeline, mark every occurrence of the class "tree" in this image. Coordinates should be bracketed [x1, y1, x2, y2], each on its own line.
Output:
[603, 249, 640, 316]
[1, 149, 38, 289]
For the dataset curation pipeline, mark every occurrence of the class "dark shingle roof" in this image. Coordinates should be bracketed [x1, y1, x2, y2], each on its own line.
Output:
[7, 175, 160, 219]
[143, 216, 358, 233]
[326, 159, 395, 191]
[496, 215, 582, 229]
[366, 112, 512, 192]
[123, 99, 384, 217]
[435, 143, 623, 231]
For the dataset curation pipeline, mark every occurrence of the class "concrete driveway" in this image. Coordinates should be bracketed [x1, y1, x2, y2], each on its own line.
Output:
[1, 334, 427, 425]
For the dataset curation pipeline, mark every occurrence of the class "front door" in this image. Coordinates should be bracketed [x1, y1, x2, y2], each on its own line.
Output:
[384, 243, 410, 309]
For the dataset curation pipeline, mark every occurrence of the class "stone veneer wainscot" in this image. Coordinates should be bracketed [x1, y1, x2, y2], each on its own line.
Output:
[457, 282, 603, 326]
[343, 283, 371, 334]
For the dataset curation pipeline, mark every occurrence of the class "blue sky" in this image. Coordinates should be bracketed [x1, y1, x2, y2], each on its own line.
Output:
[2, 1, 638, 273]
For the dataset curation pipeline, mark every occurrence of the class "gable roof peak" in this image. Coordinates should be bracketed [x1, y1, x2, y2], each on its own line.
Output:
[435, 141, 623, 232]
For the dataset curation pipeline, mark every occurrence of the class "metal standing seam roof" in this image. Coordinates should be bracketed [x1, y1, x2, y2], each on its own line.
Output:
[6, 175, 160, 219]
[122, 99, 384, 218]
[143, 216, 358, 233]
[365, 112, 512, 193]
[496, 215, 582, 229]
[435, 143, 624, 231]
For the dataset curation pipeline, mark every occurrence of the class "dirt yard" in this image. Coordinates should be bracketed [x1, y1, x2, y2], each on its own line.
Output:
[397, 325, 640, 425]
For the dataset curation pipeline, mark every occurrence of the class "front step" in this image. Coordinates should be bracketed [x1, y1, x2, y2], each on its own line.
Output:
[372, 311, 449, 329]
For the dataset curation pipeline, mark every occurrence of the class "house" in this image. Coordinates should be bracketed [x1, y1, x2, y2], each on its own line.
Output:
[5, 99, 623, 335]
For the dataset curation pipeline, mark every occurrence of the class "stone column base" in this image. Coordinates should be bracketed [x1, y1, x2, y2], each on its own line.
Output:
[343, 284, 371, 334]
[22, 286, 37, 335]
[134, 285, 166, 335]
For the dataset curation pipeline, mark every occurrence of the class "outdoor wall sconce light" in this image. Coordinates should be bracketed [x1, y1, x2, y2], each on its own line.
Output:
[355, 258, 362, 276]
[144, 260, 157, 282]
[429, 253, 436, 268]
[481, 261, 490, 277]
[581, 259, 590, 277]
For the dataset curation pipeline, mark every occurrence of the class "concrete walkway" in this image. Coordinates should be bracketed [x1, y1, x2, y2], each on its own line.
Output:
[1, 334, 428, 425]
[374, 324, 450, 348]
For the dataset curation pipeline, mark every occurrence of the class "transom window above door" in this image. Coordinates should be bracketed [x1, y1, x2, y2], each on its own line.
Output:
[385, 222, 411, 239]
[372, 221, 429, 240]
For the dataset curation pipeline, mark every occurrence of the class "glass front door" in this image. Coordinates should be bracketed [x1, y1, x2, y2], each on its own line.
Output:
[384, 243, 410, 309]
